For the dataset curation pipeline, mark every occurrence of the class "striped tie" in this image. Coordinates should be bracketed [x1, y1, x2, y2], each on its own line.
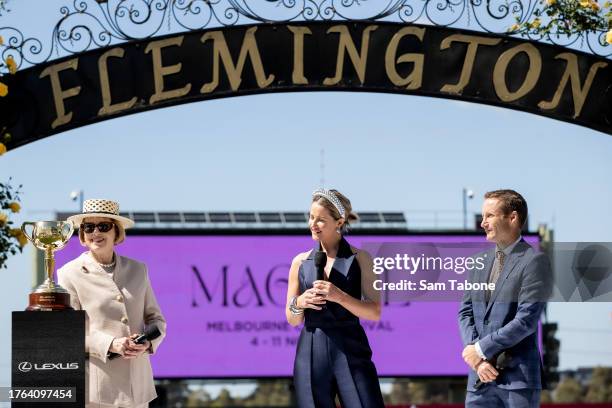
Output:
[486, 250, 505, 302]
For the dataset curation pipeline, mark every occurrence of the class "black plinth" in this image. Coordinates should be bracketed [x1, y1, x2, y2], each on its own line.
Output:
[12, 311, 85, 407]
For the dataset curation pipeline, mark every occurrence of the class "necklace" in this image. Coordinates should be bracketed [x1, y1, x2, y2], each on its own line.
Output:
[91, 253, 115, 268]
[98, 259, 116, 268]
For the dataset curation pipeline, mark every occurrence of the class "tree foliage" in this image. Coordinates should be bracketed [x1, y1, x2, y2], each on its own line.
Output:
[511, 0, 612, 44]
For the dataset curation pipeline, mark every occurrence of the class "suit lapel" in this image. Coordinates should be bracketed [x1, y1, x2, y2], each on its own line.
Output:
[113, 254, 125, 287]
[484, 239, 529, 316]
[80, 251, 122, 284]
[329, 237, 356, 280]
[80, 252, 105, 276]
[302, 246, 317, 288]
[331, 256, 355, 279]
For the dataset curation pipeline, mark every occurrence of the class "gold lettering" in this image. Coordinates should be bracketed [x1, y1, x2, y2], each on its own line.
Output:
[98, 47, 137, 116]
[288, 26, 312, 85]
[538, 52, 607, 118]
[324, 25, 378, 86]
[39, 58, 82, 129]
[201, 27, 274, 93]
[493, 43, 542, 102]
[145, 36, 191, 105]
[385, 27, 425, 90]
[440, 34, 501, 94]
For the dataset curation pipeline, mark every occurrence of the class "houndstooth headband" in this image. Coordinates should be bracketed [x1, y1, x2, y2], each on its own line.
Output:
[312, 189, 346, 218]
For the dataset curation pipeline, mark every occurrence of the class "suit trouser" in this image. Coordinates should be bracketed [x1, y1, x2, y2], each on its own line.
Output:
[466, 386, 540, 408]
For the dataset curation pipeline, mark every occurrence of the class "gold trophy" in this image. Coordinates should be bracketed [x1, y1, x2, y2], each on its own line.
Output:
[21, 221, 74, 311]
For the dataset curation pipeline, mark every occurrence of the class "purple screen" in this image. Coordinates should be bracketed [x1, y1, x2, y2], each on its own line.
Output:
[55, 234, 539, 378]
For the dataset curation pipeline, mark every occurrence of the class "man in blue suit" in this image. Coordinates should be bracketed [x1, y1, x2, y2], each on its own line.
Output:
[458, 189, 552, 407]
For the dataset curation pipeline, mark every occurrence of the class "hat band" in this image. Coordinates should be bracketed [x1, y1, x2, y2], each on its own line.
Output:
[81, 210, 121, 216]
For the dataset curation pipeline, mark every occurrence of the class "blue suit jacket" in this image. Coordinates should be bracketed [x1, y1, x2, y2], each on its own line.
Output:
[458, 239, 553, 391]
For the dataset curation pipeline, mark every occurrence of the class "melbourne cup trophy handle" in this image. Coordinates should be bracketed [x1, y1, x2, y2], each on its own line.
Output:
[20, 222, 36, 244]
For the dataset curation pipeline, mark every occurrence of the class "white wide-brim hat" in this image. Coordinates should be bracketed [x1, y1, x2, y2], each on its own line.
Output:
[67, 199, 134, 229]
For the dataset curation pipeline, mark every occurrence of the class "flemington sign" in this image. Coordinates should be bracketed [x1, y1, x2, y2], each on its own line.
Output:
[1, 21, 611, 148]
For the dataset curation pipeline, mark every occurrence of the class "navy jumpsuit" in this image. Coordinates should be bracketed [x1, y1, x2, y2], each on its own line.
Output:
[293, 237, 385, 408]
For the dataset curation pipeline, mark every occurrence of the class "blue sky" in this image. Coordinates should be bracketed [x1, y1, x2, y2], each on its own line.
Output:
[1, 0, 611, 389]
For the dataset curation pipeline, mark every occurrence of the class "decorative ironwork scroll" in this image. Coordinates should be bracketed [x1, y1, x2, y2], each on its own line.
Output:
[0, 0, 610, 74]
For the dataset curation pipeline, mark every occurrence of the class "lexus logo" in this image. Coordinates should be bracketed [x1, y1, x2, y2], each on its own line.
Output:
[17, 361, 78, 373]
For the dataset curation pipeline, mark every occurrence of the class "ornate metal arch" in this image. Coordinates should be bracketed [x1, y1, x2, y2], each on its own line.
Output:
[0, 0, 610, 75]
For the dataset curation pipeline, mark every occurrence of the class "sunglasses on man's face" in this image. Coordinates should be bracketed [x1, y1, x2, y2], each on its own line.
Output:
[80, 222, 115, 234]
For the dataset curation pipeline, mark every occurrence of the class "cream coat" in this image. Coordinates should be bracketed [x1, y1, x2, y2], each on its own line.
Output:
[57, 252, 166, 407]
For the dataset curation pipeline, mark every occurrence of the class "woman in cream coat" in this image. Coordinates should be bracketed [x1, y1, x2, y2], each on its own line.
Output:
[58, 199, 166, 408]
